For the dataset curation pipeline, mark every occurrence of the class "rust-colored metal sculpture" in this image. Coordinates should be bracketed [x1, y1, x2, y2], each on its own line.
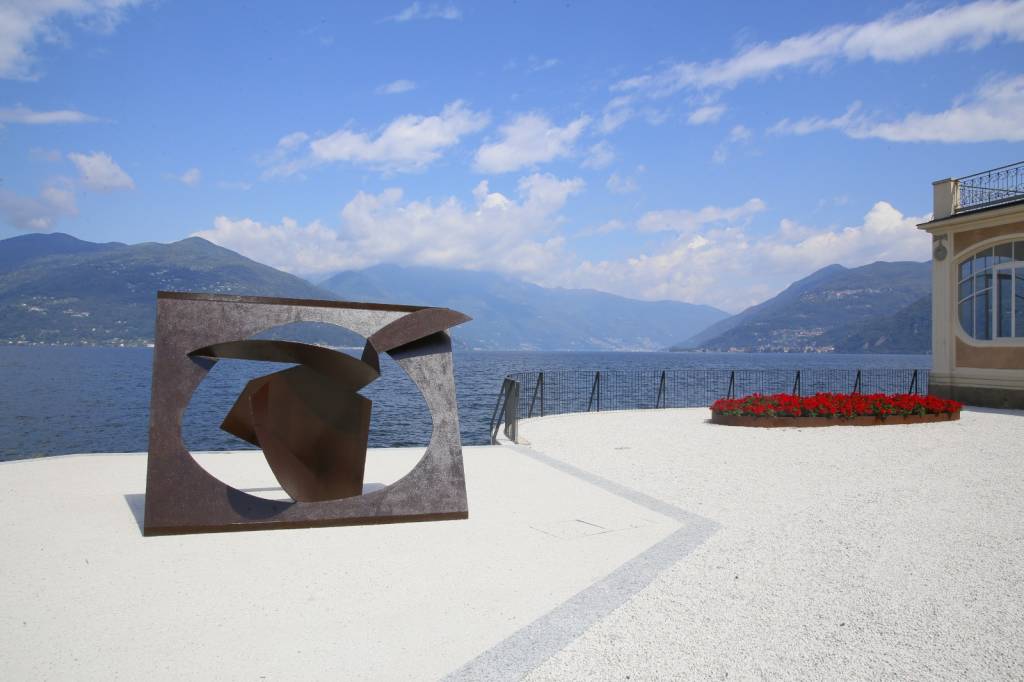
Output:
[194, 340, 377, 503]
[143, 292, 471, 536]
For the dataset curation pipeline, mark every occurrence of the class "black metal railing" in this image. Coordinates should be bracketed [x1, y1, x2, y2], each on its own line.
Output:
[489, 368, 929, 444]
[956, 161, 1024, 213]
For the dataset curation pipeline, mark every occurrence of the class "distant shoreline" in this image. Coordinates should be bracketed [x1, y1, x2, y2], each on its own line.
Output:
[0, 342, 932, 356]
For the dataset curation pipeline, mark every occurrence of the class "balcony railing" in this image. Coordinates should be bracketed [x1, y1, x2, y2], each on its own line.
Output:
[956, 160, 1024, 213]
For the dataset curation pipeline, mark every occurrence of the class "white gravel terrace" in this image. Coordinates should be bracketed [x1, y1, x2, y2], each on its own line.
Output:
[1, 407, 1022, 679]
[512, 406, 1024, 680]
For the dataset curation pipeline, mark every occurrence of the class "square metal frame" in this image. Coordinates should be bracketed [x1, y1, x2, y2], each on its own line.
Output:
[143, 292, 469, 535]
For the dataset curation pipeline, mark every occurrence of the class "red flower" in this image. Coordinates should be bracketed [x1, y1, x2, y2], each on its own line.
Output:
[710, 391, 961, 419]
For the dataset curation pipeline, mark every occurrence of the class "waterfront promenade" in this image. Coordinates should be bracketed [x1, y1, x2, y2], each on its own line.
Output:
[510, 408, 1024, 679]
[1, 407, 1022, 679]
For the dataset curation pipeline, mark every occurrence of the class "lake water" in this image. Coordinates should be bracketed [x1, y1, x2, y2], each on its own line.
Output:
[0, 347, 929, 460]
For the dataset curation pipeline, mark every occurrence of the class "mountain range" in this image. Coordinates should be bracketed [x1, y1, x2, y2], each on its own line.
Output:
[0, 232, 933, 353]
[320, 264, 727, 350]
[672, 261, 931, 353]
[0, 233, 727, 350]
[0, 233, 351, 346]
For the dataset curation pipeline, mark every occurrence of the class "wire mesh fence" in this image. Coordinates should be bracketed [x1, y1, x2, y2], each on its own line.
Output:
[490, 368, 929, 444]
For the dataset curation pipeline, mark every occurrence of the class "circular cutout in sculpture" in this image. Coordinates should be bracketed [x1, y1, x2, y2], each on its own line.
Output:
[710, 392, 962, 428]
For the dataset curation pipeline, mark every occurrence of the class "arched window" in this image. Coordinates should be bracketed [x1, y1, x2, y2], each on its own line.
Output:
[958, 240, 1024, 340]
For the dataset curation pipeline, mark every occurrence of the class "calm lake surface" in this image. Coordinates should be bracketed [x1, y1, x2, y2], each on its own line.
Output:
[0, 347, 929, 460]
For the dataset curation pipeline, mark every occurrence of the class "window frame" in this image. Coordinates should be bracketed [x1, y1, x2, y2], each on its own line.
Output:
[956, 239, 1024, 344]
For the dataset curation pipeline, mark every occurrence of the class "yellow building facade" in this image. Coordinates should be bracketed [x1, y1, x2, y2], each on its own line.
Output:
[918, 162, 1024, 408]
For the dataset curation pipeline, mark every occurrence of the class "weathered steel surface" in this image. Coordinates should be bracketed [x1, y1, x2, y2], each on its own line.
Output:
[229, 365, 372, 502]
[709, 412, 960, 428]
[368, 307, 473, 353]
[192, 339, 379, 502]
[191, 339, 380, 389]
[143, 291, 471, 536]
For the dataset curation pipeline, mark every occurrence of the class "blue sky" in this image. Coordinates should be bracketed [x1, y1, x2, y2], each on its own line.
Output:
[1, 1, 1023, 311]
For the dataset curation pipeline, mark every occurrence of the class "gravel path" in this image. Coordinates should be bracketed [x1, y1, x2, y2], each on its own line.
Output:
[516, 407, 1024, 680]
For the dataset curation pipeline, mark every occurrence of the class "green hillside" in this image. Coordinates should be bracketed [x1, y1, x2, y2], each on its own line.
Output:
[0, 234, 355, 346]
[673, 261, 932, 353]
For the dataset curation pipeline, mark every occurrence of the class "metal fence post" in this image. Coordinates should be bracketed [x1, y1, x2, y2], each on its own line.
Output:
[908, 369, 918, 395]
[727, 370, 735, 399]
[513, 381, 520, 441]
[792, 370, 801, 396]
[528, 372, 543, 418]
[489, 379, 508, 444]
[656, 370, 666, 408]
[503, 379, 512, 441]
[504, 380, 520, 443]
[852, 370, 862, 394]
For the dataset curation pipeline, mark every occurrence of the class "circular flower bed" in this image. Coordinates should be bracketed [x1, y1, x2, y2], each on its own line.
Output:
[710, 392, 962, 428]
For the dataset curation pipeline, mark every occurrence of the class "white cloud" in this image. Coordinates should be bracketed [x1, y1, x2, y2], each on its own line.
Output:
[0, 182, 77, 231]
[581, 141, 614, 169]
[712, 124, 753, 163]
[387, 2, 461, 22]
[643, 108, 670, 126]
[816, 195, 850, 210]
[615, 1, 1024, 97]
[599, 96, 634, 133]
[196, 216, 350, 274]
[258, 131, 310, 173]
[474, 113, 590, 173]
[728, 124, 752, 142]
[687, 105, 726, 125]
[194, 181, 929, 313]
[851, 74, 1024, 142]
[376, 79, 416, 95]
[769, 102, 863, 135]
[67, 151, 134, 191]
[637, 198, 766, 233]
[526, 56, 559, 72]
[266, 101, 488, 176]
[276, 131, 309, 150]
[311, 101, 487, 169]
[757, 202, 930, 270]
[771, 74, 1024, 142]
[576, 219, 625, 237]
[777, 217, 817, 240]
[0, 105, 98, 124]
[0, 0, 147, 80]
[606, 173, 638, 194]
[179, 167, 201, 186]
[563, 201, 930, 311]
[194, 173, 584, 278]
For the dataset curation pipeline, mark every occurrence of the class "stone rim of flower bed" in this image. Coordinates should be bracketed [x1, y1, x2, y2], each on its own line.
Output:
[710, 412, 960, 428]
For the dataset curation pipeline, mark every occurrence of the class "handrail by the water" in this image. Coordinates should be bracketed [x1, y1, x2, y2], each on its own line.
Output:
[489, 368, 929, 444]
